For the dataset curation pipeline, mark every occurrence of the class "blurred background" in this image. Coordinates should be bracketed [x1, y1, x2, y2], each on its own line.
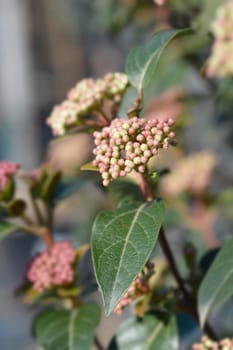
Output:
[0, 0, 232, 349]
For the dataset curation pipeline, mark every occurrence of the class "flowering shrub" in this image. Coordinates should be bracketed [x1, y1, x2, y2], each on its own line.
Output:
[1, 2, 233, 349]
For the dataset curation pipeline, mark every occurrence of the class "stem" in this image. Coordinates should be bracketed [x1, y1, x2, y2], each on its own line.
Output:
[23, 225, 54, 249]
[95, 110, 110, 126]
[29, 189, 45, 225]
[84, 120, 103, 128]
[94, 336, 104, 350]
[45, 202, 53, 230]
[159, 226, 191, 300]
[138, 173, 218, 340]
[20, 213, 33, 226]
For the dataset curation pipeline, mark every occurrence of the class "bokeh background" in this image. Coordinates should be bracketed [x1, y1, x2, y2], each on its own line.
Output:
[0, 0, 233, 349]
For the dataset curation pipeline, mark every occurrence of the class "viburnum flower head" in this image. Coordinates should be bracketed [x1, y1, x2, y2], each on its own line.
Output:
[47, 100, 88, 136]
[0, 161, 20, 190]
[47, 73, 128, 136]
[27, 241, 76, 293]
[93, 116, 175, 186]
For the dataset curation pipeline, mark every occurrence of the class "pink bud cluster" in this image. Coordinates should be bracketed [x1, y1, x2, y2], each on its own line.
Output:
[114, 273, 150, 315]
[0, 161, 20, 190]
[27, 241, 76, 293]
[207, 0, 233, 77]
[93, 116, 175, 186]
[193, 336, 233, 350]
[160, 151, 217, 197]
[47, 73, 128, 136]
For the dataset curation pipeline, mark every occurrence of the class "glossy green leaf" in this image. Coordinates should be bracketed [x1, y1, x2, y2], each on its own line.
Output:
[198, 237, 233, 327]
[35, 303, 101, 350]
[125, 28, 192, 93]
[80, 162, 99, 171]
[108, 313, 178, 350]
[0, 221, 19, 241]
[91, 200, 165, 315]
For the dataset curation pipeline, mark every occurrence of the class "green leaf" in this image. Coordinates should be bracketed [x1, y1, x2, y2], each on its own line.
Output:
[80, 162, 99, 171]
[91, 200, 165, 315]
[108, 313, 178, 350]
[35, 303, 101, 350]
[117, 86, 138, 118]
[198, 237, 233, 327]
[41, 171, 62, 202]
[0, 221, 19, 241]
[125, 28, 192, 93]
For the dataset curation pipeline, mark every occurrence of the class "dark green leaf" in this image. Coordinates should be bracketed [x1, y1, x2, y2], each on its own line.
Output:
[198, 237, 233, 327]
[125, 29, 192, 93]
[41, 171, 62, 202]
[91, 200, 165, 315]
[108, 313, 178, 350]
[80, 162, 99, 171]
[0, 221, 19, 241]
[108, 178, 145, 203]
[199, 248, 220, 275]
[35, 303, 101, 350]
[117, 86, 138, 118]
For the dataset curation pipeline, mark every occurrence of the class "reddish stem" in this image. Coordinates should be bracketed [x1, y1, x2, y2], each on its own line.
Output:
[138, 173, 217, 339]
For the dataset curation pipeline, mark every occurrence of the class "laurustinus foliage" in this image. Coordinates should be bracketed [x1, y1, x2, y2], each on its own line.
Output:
[207, 0, 233, 77]
[93, 116, 175, 186]
[27, 241, 76, 293]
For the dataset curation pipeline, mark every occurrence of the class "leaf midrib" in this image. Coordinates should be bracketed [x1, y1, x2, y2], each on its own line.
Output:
[107, 203, 147, 312]
[145, 323, 163, 349]
[68, 310, 77, 350]
[137, 31, 176, 91]
[138, 47, 159, 91]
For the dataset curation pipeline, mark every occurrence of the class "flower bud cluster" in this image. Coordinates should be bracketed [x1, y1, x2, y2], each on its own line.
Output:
[93, 116, 175, 186]
[0, 161, 20, 190]
[114, 273, 150, 315]
[207, 0, 233, 77]
[160, 151, 217, 197]
[193, 336, 233, 350]
[47, 73, 128, 136]
[27, 241, 76, 293]
[47, 101, 86, 136]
